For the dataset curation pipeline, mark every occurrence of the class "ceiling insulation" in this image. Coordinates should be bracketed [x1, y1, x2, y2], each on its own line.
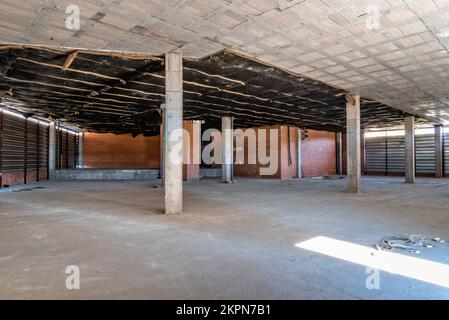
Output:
[0, 45, 427, 135]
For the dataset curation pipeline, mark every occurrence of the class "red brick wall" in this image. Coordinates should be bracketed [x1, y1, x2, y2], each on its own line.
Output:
[183, 121, 200, 181]
[233, 128, 259, 178]
[234, 125, 284, 178]
[302, 130, 336, 177]
[234, 126, 337, 178]
[1, 169, 48, 187]
[25, 170, 38, 184]
[2, 171, 25, 186]
[279, 126, 298, 179]
[84, 133, 160, 169]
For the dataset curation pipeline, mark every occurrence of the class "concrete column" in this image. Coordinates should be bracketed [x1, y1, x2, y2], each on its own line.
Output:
[48, 122, 56, 173]
[297, 128, 303, 178]
[164, 52, 183, 214]
[435, 125, 443, 178]
[336, 132, 343, 175]
[160, 105, 166, 184]
[404, 116, 415, 184]
[346, 94, 361, 194]
[78, 131, 84, 168]
[222, 116, 233, 183]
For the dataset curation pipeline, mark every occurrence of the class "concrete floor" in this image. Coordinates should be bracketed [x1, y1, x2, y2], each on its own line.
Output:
[1, 176, 449, 299]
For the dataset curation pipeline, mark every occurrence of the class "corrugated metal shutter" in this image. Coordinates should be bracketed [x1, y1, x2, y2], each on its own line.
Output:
[367, 131, 440, 176]
[415, 133, 435, 174]
[26, 121, 39, 171]
[39, 124, 49, 174]
[75, 133, 80, 168]
[67, 132, 76, 169]
[0, 112, 50, 186]
[60, 130, 68, 169]
[366, 136, 387, 173]
[444, 130, 449, 176]
[386, 135, 405, 173]
[2, 113, 26, 173]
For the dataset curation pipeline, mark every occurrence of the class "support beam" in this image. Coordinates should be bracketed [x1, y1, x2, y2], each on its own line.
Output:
[78, 131, 84, 169]
[160, 105, 166, 184]
[297, 128, 303, 178]
[336, 132, 343, 175]
[346, 94, 361, 194]
[48, 122, 56, 174]
[435, 125, 443, 178]
[404, 116, 415, 184]
[222, 116, 234, 183]
[164, 52, 183, 214]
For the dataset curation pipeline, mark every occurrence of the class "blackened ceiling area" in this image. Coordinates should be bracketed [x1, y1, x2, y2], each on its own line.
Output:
[0, 46, 426, 135]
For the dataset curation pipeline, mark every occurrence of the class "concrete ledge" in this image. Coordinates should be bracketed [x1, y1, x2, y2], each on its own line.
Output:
[200, 168, 222, 178]
[50, 169, 160, 181]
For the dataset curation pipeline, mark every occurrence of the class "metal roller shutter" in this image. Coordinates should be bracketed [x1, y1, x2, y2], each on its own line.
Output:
[444, 130, 449, 176]
[386, 135, 405, 174]
[67, 132, 76, 169]
[415, 133, 436, 174]
[26, 121, 39, 174]
[0, 112, 50, 186]
[2, 113, 26, 173]
[366, 136, 387, 173]
[60, 130, 68, 169]
[39, 123, 49, 173]
[75, 133, 80, 168]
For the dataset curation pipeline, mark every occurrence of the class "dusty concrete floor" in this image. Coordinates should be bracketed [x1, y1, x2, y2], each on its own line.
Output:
[1, 176, 449, 299]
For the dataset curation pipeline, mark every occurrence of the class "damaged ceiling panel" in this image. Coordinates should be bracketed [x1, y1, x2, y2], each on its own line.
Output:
[0, 45, 426, 135]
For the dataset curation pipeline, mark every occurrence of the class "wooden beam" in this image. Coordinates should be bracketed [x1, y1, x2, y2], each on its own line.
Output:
[62, 51, 78, 71]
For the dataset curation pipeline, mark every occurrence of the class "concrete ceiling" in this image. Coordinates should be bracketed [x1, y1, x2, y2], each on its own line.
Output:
[1, 0, 449, 124]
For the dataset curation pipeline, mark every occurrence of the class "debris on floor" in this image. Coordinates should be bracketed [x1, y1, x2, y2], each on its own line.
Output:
[309, 175, 344, 180]
[12, 186, 47, 193]
[376, 235, 446, 254]
[323, 175, 345, 180]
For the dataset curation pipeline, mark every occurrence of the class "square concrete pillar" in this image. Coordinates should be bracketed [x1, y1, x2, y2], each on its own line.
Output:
[159, 120, 165, 182]
[346, 94, 361, 194]
[77, 131, 84, 168]
[435, 125, 443, 178]
[404, 116, 415, 184]
[48, 122, 56, 173]
[222, 116, 234, 183]
[164, 52, 183, 214]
